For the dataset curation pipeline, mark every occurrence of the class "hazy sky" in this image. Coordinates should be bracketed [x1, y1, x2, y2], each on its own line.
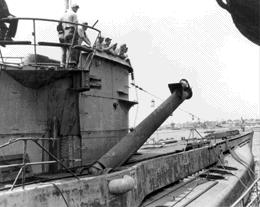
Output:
[6, 0, 260, 125]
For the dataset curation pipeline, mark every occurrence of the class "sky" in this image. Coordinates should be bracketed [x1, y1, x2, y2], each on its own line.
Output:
[6, 0, 260, 126]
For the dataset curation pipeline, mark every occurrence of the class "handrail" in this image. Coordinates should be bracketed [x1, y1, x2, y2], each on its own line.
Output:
[231, 177, 260, 207]
[0, 17, 101, 33]
[0, 137, 80, 191]
[0, 137, 57, 149]
[0, 160, 57, 169]
[0, 17, 101, 69]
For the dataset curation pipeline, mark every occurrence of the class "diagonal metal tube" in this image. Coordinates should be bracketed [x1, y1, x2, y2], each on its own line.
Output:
[89, 80, 192, 174]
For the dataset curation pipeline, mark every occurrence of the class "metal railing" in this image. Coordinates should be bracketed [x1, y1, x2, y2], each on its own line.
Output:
[0, 137, 80, 191]
[0, 17, 101, 69]
[231, 177, 260, 207]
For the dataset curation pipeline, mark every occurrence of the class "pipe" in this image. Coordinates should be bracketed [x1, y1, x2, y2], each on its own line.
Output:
[88, 79, 192, 175]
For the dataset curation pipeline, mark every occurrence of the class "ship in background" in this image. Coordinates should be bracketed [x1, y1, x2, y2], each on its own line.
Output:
[0, 0, 258, 206]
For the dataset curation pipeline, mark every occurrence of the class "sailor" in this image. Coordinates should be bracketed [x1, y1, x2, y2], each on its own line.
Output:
[103, 37, 117, 55]
[77, 22, 91, 47]
[57, 16, 66, 66]
[103, 37, 112, 48]
[0, 0, 18, 41]
[95, 36, 104, 51]
[60, 3, 80, 66]
[75, 22, 91, 64]
[116, 44, 128, 59]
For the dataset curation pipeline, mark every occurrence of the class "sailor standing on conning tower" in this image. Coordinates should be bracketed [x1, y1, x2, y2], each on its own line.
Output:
[60, 3, 79, 66]
[77, 22, 91, 47]
[75, 22, 91, 64]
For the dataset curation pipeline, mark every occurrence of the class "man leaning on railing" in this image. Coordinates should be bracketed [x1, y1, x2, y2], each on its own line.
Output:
[0, 0, 18, 41]
[75, 22, 91, 64]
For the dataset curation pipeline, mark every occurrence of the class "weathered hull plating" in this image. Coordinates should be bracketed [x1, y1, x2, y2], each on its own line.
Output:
[144, 132, 255, 207]
[0, 131, 253, 207]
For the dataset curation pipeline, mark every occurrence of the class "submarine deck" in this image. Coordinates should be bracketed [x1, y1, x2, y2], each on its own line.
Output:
[141, 138, 255, 207]
[0, 132, 246, 188]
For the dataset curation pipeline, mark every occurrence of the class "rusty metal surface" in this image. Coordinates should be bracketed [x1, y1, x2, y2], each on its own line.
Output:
[186, 133, 255, 207]
[0, 132, 253, 207]
[0, 148, 214, 206]
[79, 55, 131, 165]
[0, 70, 82, 173]
[0, 49, 133, 175]
[0, 142, 217, 206]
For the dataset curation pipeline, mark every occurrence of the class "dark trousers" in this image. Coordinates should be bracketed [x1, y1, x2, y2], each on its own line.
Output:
[64, 27, 78, 64]
[0, 18, 18, 39]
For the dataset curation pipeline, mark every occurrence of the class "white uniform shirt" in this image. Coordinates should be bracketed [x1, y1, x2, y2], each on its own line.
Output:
[61, 9, 78, 29]
[78, 27, 91, 46]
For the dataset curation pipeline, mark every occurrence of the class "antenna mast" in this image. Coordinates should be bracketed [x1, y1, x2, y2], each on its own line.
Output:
[65, 0, 70, 11]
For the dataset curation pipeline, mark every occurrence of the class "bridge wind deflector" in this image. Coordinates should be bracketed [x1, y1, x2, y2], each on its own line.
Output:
[88, 79, 192, 175]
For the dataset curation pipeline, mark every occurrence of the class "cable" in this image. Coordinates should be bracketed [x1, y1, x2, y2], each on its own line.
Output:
[130, 82, 204, 121]
[131, 80, 139, 127]
[52, 183, 69, 207]
[225, 139, 256, 181]
[131, 82, 163, 101]
[211, 142, 248, 189]
[178, 108, 202, 121]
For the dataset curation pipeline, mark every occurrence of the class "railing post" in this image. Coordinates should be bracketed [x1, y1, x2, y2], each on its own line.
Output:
[10, 167, 23, 191]
[33, 140, 79, 180]
[22, 140, 28, 189]
[0, 49, 4, 65]
[256, 181, 260, 205]
[32, 19, 37, 66]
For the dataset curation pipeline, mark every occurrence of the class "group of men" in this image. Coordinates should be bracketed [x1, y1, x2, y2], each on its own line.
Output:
[95, 36, 129, 60]
[0, 1, 89, 66]
[0, 1, 129, 66]
[58, 3, 91, 67]
[0, 0, 18, 41]
[57, 3, 129, 67]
